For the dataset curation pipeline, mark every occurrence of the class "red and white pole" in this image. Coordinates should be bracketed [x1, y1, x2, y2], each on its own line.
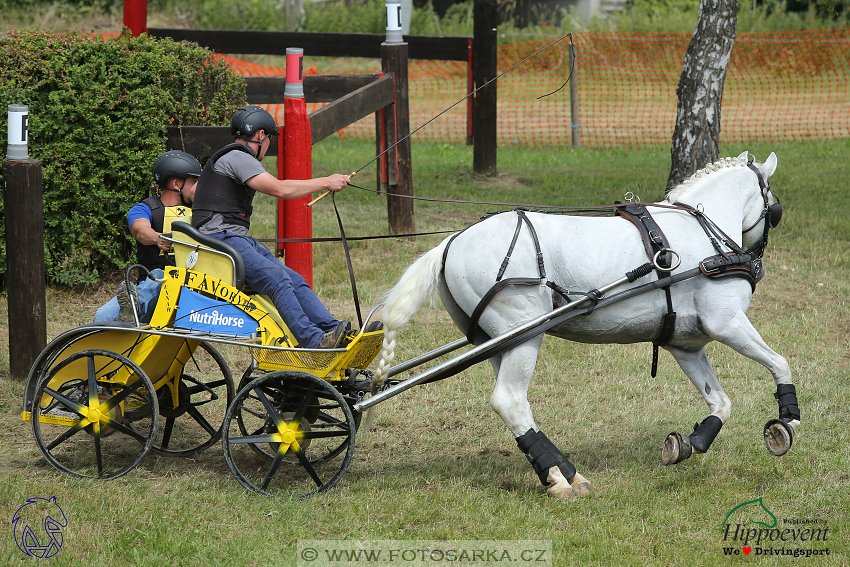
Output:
[282, 47, 314, 286]
[123, 0, 148, 36]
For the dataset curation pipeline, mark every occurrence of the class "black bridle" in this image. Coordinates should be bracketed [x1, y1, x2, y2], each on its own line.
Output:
[672, 157, 782, 274]
[742, 158, 783, 258]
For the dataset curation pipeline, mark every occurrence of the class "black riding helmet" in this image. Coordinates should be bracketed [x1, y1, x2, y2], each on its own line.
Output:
[231, 105, 280, 139]
[152, 151, 202, 188]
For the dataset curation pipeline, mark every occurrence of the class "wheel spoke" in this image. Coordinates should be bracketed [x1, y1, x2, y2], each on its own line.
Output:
[253, 386, 283, 424]
[261, 451, 286, 491]
[301, 429, 350, 440]
[161, 418, 175, 450]
[100, 418, 150, 443]
[87, 355, 99, 406]
[229, 434, 279, 444]
[291, 383, 317, 424]
[250, 422, 271, 436]
[43, 387, 85, 416]
[186, 406, 216, 436]
[45, 422, 86, 450]
[293, 443, 323, 487]
[100, 383, 143, 412]
[93, 425, 103, 477]
[186, 378, 227, 396]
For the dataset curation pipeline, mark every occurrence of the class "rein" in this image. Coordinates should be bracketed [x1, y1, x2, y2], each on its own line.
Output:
[299, 163, 777, 337]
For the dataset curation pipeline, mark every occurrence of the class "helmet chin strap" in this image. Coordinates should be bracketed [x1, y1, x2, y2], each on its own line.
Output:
[178, 178, 192, 207]
[162, 179, 191, 206]
[239, 131, 274, 155]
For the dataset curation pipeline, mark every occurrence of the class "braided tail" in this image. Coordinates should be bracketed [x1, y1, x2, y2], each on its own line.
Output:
[362, 237, 453, 434]
[371, 236, 451, 388]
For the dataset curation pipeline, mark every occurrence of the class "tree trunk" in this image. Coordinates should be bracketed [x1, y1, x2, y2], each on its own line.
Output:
[666, 0, 738, 194]
[284, 0, 304, 30]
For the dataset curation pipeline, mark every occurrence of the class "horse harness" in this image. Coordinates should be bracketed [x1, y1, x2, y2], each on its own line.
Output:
[446, 160, 782, 375]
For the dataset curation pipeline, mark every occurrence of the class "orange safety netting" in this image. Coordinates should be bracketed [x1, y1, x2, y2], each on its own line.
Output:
[224, 29, 850, 148]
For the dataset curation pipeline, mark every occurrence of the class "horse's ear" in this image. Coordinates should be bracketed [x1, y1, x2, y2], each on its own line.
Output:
[737, 150, 749, 162]
[764, 152, 778, 177]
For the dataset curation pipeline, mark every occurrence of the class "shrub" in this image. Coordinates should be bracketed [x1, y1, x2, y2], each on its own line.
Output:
[0, 30, 246, 287]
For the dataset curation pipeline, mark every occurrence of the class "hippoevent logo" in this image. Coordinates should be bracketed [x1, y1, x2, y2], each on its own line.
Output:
[719, 498, 831, 558]
[12, 496, 68, 559]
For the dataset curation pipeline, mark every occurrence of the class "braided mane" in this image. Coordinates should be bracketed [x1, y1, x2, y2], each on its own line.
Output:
[665, 154, 751, 203]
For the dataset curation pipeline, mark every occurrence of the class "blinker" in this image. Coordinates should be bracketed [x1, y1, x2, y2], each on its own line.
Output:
[767, 203, 783, 229]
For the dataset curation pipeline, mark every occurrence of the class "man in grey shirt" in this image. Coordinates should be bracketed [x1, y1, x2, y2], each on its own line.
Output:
[192, 105, 352, 349]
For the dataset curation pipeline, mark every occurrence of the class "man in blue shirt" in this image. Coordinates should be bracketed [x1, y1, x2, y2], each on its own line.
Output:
[94, 151, 202, 322]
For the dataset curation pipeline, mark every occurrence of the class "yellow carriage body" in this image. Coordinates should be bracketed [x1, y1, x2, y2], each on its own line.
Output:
[23, 223, 383, 492]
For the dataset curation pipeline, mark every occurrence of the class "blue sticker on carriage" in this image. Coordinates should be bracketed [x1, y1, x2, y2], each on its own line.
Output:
[12, 496, 67, 559]
[174, 288, 259, 336]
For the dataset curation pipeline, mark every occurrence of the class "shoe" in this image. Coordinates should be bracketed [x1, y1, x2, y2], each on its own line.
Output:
[365, 320, 384, 333]
[116, 281, 139, 323]
[318, 320, 351, 349]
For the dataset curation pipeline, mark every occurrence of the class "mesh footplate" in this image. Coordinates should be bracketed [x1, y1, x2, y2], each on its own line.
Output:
[251, 332, 384, 378]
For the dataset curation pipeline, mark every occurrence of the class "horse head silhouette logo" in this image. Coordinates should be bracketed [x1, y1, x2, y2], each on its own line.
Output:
[719, 497, 777, 531]
[12, 496, 68, 558]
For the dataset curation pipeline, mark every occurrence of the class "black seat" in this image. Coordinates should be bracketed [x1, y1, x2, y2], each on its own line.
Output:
[171, 221, 247, 290]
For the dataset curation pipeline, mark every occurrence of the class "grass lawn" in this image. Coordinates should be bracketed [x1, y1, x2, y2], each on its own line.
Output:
[0, 138, 848, 566]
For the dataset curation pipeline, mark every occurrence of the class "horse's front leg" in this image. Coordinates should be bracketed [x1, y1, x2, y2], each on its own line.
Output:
[489, 338, 593, 499]
[708, 310, 799, 456]
[661, 345, 731, 465]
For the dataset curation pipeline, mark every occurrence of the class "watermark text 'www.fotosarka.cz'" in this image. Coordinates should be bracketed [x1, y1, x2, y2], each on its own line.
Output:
[297, 540, 552, 566]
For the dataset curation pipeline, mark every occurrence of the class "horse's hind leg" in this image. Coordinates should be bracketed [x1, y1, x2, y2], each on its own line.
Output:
[661, 345, 731, 465]
[707, 310, 799, 456]
[489, 338, 593, 498]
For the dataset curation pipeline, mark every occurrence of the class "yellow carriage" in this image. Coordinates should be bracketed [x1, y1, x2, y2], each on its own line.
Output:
[22, 221, 384, 497]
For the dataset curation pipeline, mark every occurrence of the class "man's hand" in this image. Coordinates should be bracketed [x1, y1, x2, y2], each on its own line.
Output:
[325, 173, 350, 192]
[156, 233, 173, 252]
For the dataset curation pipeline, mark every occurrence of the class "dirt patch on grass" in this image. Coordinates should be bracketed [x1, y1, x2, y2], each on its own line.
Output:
[472, 173, 530, 192]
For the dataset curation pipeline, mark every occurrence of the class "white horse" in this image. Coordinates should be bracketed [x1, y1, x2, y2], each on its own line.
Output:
[372, 151, 798, 498]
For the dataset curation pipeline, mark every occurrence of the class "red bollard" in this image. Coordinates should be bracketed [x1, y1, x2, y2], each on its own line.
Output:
[282, 48, 313, 286]
[123, 0, 148, 36]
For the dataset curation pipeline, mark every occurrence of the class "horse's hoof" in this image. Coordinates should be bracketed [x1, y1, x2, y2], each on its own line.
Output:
[569, 472, 594, 497]
[545, 467, 576, 499]
[545, 467, 593, 499]
[661, 432, 692, 465]
[764, 419, 793, 456]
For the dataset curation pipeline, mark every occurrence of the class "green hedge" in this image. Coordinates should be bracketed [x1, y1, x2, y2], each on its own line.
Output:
[0, 30, 246, 287]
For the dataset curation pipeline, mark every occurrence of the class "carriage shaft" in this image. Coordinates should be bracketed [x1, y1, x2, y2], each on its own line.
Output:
[354, 276, 632, 412]
[386, 337, 471, 378]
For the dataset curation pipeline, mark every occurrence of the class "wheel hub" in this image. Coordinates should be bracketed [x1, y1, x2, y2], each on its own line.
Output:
[158, 381, 191, 419]
[84, 393, 122, 438]
[271, 412, 311, 455]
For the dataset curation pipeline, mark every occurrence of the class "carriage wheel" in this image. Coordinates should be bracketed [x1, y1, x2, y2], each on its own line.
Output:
[31, 349, 159, 480]
[222, 371, 356, 497]
[150, 342, 234, 457]
[234, 371, 361, 463]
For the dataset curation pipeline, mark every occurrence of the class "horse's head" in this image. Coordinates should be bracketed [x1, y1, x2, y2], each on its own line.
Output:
[740, 151, 781, 253]
[666, 151, 780, 253]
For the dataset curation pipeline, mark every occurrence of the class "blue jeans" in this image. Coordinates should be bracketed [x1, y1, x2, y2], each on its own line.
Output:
[210, 232, 339, 348]
[93, 269, 164, 323]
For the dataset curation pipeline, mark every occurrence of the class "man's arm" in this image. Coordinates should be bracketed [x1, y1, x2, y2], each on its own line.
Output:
[130, 219, 171, 251]
[246, 172, 349, 200]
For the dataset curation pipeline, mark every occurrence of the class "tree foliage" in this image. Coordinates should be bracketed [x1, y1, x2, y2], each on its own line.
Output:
[0, 30, 246, 287]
